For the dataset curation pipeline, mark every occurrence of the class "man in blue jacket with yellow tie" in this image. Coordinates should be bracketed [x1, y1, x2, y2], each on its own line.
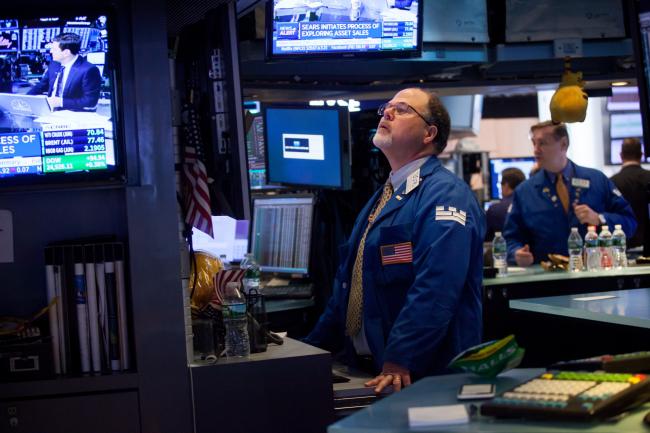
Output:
[503, 121, 636, 266]
[28, 32, 101, 112]
[304, 88, 485, 393]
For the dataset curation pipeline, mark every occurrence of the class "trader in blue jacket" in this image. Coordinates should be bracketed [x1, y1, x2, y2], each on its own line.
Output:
[503, 121, 636, 266]
[304, 88, 485, 393]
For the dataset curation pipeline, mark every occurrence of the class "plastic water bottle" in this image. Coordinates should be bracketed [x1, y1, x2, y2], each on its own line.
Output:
[492, 232, 508, 277]
[599, 225, 613, 270]
[222, 282, 250, 357]
[612, 224, 628, 269]
[585, 226, 600, 271]
[567, 227, 583, 272]
[240, 253, 261, 295]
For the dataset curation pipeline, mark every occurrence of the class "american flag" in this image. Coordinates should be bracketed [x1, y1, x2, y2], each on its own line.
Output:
[182, 104, 213, 237]
[380, 242, 413, 265]
[210, 269, 246, 308]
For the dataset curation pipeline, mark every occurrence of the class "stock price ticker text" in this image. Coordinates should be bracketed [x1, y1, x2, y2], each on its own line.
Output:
[0, 128, 108, 177]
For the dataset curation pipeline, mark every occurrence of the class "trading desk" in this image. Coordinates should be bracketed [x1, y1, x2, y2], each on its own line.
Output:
[484, 265, 650, 287]
[328, 368, 650, 433]
[510, 288, 650, 330]
[483, 265, 650, 360]
[191, 338, 332, 433]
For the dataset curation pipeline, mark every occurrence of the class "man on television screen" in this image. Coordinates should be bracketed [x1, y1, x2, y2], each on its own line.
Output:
[305, 88, 484, 393]
[27, 32, 101, 112]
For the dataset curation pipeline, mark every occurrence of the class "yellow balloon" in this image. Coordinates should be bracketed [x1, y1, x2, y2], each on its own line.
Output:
[188, 251, 223, 309]
[550, 71, 588, 123]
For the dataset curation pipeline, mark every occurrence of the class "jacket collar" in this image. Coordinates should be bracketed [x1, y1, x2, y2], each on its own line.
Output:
[532, 159, 578, 190]
[370, 156, 440, 226]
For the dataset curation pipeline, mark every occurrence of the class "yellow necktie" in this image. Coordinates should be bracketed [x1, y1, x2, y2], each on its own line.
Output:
[346, 182, 393, 337]
[556, 175, 569, 213]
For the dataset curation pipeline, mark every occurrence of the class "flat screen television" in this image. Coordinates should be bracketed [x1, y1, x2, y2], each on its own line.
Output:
[489, 157, 536, 199]
[0, 11, 122, 188]
[264, 105, 351, 189]
[266, 0, 423, 58]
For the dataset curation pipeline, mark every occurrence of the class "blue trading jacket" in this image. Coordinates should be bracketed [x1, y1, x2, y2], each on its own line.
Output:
[304, 156, 485, 378]
[503, 160, 637, 264]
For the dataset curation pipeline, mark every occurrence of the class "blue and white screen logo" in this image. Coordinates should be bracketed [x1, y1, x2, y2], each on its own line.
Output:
[282, 134, 324, 160]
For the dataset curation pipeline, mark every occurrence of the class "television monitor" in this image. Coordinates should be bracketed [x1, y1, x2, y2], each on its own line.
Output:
[250, 195, 314, 275]
[0, 29, 19, 53]
[21, 26, 59, 52]
[266, 0, 423, 58]
[489, 157, 536, 199]
[607, 86, 640, 111]
[245, 111, 282, 190]
[264, 105, 351, 189]
[0, 12, 122, 188]
[439, 95, 483, 138]
[610, 112, 643, 139]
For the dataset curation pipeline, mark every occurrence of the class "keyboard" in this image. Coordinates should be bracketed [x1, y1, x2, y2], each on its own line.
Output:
[262, 283, 314, 299]
[481, 370, 650, 420]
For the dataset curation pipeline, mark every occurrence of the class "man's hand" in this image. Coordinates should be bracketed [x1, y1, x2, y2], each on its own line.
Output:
[515, 244, 534, 267]
[47, 96, 63, 109]
[573, 204, 600, 226]
[365, 361, 411, 393]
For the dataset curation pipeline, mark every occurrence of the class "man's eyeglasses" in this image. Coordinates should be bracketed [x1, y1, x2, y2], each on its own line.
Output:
[377, 102, 433, 126]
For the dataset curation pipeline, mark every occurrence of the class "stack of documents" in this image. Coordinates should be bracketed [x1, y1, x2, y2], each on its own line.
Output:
[408, 404, 469, 428]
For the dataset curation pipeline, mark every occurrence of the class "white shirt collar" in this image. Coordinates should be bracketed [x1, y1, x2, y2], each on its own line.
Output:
[389, 156, 430, 191]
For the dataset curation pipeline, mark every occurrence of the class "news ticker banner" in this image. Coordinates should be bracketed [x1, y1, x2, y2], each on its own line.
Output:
[274, 21, 416, 52]
[0, 128, 107, 177]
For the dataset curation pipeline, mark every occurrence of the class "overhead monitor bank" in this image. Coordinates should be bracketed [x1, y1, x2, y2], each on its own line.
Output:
[0, 11, 121, 188]
[267, 0, 423, 58]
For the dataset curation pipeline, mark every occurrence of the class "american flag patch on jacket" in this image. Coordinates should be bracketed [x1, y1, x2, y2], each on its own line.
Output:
[434, 206, 466, 226]
[380, 242, 413, 265]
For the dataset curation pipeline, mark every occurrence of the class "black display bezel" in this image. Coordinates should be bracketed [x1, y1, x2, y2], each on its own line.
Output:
[264, 1, 424, 61]
[262, 103, 352, 190]
[0, 7, 125, 190]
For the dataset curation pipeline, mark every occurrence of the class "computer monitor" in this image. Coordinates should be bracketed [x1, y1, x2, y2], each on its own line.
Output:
[489, 157, 536, 199]
[245, 111, 282, 190]
[439, 95, 483, 138]
[250, 195, 314, 275]
[266, 0, 423, 59]
[264, 105, 351, 189]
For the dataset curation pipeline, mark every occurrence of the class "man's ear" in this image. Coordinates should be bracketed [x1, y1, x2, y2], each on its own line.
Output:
[561, 137, 570, 151]
[424, 125, 437, 147]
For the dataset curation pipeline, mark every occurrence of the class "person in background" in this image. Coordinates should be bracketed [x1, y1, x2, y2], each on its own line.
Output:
[503, 121, 636, 266]
[610, 138, 650, 248]
[27, 32, 101, 112]
[304, 88, 485, 393]
[485, 167, 526, 241]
